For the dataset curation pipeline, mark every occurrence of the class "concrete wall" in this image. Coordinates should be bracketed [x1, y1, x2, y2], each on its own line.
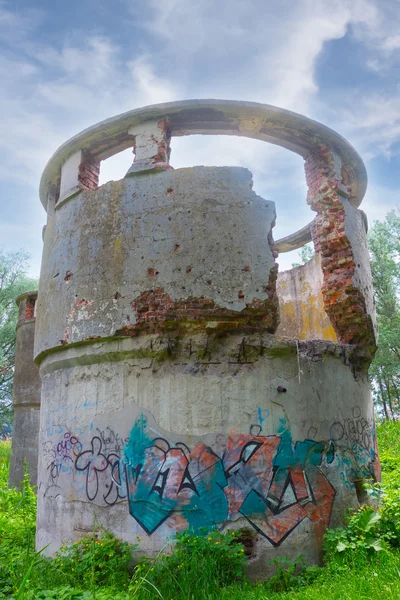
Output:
[35, 166, 278, 356]
[9, 292, 41, 488]
[36, 333, 379, 578]
[343, 202, 377, 337]
[276, 254, 337, 341]
[34, 164, 379, 578]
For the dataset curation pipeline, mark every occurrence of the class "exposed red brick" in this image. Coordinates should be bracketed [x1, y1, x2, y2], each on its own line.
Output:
[25, 298, 35, 320]
[305, 145, 375, 352]
[78, 153, 100, 191]
[116, 265, 279, 337]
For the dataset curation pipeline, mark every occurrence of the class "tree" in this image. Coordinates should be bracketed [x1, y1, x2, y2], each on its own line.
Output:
[0, 250, 38, 437]
[291, 243, 314, 268]
[368, 210, 400, 421]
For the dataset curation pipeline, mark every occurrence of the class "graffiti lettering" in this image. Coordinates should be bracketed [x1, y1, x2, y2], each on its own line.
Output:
[330, 407, 372, 451]
[116, 415, 336, 546]
[43, 408, 379, 549]
[96, 427, 128, 455]
[41, 431, 82, 498]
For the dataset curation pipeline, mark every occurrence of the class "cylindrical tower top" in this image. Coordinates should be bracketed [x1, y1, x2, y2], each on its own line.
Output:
[16, 290, 38, 326]
[39, 100, 367, 253]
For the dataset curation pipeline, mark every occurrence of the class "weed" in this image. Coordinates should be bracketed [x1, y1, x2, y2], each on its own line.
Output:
[263, 556, 320, 593]
[143, 528, 247, 599]
[56, 529, 135, 589]
[324, 505, 388, 555]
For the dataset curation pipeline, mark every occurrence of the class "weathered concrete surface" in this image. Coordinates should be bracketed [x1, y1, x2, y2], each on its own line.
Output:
[9, 292, 41, 488]
[343, 202, 377, 337]
[35, 167, 278, 356]
[277, 254, 337, 341]
[36, 333, 379, 578]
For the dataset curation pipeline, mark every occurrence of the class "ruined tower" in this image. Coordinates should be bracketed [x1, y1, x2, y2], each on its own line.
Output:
[9, 291, 41, 488]
[35, 100, 379, 576]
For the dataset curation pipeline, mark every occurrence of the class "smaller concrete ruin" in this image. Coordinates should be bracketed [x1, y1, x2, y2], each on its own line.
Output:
[8, 291, 41, 488]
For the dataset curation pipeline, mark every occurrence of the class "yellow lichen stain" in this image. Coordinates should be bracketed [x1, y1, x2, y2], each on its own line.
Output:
[278, 280, 288, 291]
[114, 236, 122, 262]
[300, 280, 312, 295]
[113, 234, 124, 281]
[239, 117, 263, 133]
[278, 296, 337, 342]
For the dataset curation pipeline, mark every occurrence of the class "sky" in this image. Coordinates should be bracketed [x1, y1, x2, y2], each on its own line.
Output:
[0, 0, 400, 277]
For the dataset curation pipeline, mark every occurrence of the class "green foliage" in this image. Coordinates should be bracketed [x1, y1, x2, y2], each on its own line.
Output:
[324, 506, 388, 555]
[25, 587, 131, 600]
[0, 442, 37, 597]
[368, 422, 400, 547]
[218, 550, 400, 600]
[322, 423, 400, 558]
[55, 530, 134, 590]
[27, 588, 93, 600]
[0, 249, 38, 437]
[291, 243, 314, 268]
[142, 528, 247, 599]
[263, 556, 320, 593]
[368, 210, 400, 420]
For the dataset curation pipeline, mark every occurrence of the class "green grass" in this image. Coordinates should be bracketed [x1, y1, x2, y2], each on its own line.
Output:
[0, 438, 11, 465]
[218, 551, 400, 599]
[1, 423, 400, 600]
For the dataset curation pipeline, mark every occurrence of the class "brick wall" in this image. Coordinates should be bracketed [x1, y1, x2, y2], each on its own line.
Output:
[305, 145, 376, 352]
[78, 154, 100, 191]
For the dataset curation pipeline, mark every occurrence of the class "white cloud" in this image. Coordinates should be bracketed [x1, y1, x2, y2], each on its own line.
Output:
[362, 183, 400, 227]
[0, 33, 183, 187]
[1, 0, 400, 277]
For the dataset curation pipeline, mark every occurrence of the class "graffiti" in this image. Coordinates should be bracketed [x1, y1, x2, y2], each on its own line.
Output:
[113, 415, 336, 546]
[74, 436, 127, 506]
[95, 427, 128, 455]
[75, 437, 109, 501]
[41, 431, 82, 498]
[257, 407, 269, 428]
[329, 407, 372, 452]
[42, 406, 380, 549]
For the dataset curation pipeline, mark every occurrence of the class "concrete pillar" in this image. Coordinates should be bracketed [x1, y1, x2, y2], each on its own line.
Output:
[34, 101, 379, 578]
[9, 291, 41, 488]
[126, 119, 171, 175]
[59, 150, 100, 204]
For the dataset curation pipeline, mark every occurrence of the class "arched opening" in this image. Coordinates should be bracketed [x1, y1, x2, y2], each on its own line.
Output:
[99, 148, 133, 186]
[172, 134, 310, 271]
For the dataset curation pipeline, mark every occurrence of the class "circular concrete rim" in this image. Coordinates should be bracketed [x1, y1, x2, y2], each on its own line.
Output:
[16, 290, 38, 306]
[39, 99, 367, 252]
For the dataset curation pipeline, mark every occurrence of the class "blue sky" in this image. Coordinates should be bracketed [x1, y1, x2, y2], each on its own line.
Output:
[0, 0, 399, 276]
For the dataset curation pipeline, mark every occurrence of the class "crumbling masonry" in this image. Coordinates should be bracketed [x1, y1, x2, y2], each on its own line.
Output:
[10, 100, 379, 578]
